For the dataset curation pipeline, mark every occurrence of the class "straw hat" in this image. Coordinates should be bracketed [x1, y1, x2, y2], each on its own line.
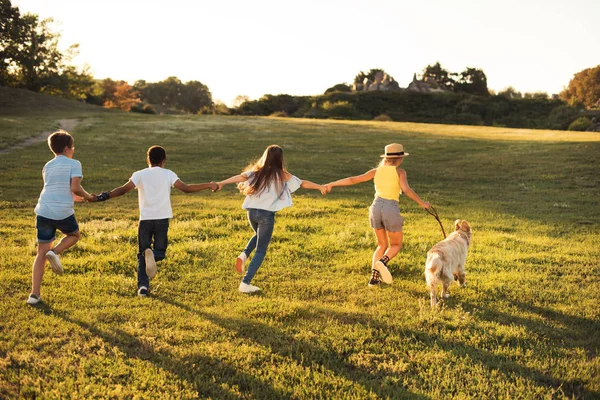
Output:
[380, 143, 409, 158]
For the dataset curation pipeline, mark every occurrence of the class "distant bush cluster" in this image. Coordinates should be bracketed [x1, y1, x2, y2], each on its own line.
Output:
[233, 91, 596, 130]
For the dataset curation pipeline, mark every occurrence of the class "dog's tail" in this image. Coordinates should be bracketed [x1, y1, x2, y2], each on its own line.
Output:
[425, 253, 443, 307]
[425, 253, 443, 285]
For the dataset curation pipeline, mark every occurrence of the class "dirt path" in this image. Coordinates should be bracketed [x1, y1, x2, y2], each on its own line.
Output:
[0, 118, 80, 155]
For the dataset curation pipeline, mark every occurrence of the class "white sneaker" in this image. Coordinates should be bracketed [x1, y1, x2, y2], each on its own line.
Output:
[144, 249, 157, 279]
[235, 252, 247, 274]
[46, 250, 63, 275]
[239, 282, 261, 293]
[374, 260, 393, 284]
[137, 286, 149, 297]
[27, 294, 42, 305]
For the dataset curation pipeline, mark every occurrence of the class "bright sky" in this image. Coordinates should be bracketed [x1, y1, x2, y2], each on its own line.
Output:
[12, 0, 600, 106]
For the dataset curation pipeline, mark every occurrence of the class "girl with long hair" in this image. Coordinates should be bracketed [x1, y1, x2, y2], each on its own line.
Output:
[325, 143, 430, 287]
[217, 145, 326, 293]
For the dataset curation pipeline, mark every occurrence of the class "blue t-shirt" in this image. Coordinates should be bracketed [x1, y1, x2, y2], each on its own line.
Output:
[34, 155, 83, 220]
[241, 171, 302, 212]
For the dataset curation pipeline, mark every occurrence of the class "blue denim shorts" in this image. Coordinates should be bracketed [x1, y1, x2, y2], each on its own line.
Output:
[36, 214, 79, 243]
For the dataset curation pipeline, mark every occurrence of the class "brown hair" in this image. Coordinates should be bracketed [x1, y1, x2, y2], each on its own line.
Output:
[239, 145, 286, 196]
[47, 130, 74, 154]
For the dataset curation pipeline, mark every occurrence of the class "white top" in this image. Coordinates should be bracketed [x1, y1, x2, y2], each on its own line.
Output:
[130, 167, 179, 220]
[241, 171, 302, 212]
[35, 155, 83, 220]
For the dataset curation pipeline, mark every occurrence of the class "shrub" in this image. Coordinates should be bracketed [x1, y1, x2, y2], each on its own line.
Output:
[373, 114, 392, 121]
[322, 101, 358, 118]
[269, 111, 289, 118]
[142, 104, 156, 114]
[568, 117, 592, 131]
[547, 105, 581, 130]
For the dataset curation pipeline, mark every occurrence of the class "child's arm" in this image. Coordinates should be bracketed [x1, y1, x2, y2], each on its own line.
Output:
[300, 180, 327, 194]
[217, 174, 248, 190]
[173, 180, 218, 193]
[96, 180, 135, 201]
[71, 177, 96, 202]
[325, 169, 377, 192]
[397, 169, 430, 209]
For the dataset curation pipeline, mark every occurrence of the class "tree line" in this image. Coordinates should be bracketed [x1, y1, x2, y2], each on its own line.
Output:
[1, 0, 598, 127]
[0, 0, 215, 114]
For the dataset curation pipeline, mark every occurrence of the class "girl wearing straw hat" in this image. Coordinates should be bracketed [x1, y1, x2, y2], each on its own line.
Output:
[216, 145, 326, 293]
[325, 143, 430, 286]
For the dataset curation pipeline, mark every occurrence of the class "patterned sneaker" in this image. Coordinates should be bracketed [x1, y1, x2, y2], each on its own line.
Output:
[368, 269, 381, 287]
[46, 250, 63, 275]
[27, 294, 42, 305]
[144, 249, 157, 279]
[137, 286, 149, 297]
[374, 260, 393, 284]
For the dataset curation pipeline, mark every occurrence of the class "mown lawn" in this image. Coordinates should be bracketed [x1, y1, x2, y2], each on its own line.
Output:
[1, 110, 599, 399]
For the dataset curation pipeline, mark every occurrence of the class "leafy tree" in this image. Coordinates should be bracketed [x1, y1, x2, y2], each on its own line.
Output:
[498, 86, 522, 99]
[422, 62, 455, 90]
[179, 80, 212, 114]
[232, 95, 249, 108]
[103, 80, 139, 111]
[0, 0, 21, 86]
[560, 65, 600, 108]
[454, 67, 489, 96]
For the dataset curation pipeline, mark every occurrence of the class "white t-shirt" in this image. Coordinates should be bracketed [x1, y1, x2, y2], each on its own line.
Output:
[130, 167, 179, 220]
[241, 171, 302, 212]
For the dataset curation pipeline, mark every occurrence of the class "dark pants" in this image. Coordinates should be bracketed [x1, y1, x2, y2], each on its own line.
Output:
[242, 209, 275, 284]
[137, 218, 169, 289]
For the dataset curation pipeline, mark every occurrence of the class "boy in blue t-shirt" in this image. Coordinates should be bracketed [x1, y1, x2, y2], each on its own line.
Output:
[28, 130, 97, 305]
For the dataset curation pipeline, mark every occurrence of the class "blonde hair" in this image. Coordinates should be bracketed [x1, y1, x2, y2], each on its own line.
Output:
[378, 157, 403, 167]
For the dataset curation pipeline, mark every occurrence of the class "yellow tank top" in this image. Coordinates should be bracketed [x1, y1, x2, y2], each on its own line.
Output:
[374, 166, 402, 201]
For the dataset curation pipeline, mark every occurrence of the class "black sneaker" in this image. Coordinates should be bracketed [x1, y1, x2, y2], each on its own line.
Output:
[368, 269, 381, 287]
[137, 287, 149, 297]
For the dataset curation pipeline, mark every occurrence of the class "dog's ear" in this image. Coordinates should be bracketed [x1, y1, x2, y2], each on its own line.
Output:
[454, 219, 462, 231]
[461, 220, 471, 232]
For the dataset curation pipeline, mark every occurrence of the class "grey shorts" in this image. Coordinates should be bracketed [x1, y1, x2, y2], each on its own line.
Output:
[369, 197, 404, 232]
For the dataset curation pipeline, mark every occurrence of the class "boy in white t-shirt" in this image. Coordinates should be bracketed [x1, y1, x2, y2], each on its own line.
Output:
[96, 146, 217, 296]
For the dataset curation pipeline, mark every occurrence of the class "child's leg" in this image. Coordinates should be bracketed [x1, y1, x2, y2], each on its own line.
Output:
[242, 210, 275, 285]
[372, 228, 389, 267]
[52, 215, 80, 254]
[137, 220, 154, 289]
[31, 242, 53, 296]
[383, 231, 403, 261]
[151, 219, 169, 262]
[52, 230, 80, 254]
[243, 213, 259, 257]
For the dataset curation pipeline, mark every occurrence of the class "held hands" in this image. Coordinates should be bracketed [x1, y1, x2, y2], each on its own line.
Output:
[96, 191, 111, 202]
[319, 184, 332, 195]
[209, 182, 219, 192]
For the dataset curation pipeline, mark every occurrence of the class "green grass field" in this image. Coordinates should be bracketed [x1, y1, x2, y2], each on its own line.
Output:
[1, 100, 599, 398]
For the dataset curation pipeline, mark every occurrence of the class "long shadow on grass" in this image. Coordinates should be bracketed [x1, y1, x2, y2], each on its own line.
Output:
[35, 304, 287, 399]
[154, 295, 428, 399]
[157, 295, 599, 399]
[447, 298, 600, 398]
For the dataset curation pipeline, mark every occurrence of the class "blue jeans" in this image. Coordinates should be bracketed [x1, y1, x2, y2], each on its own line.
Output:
[242, 209, 275, 284]
[137, 219, 169, 289]
[36, 214, 79, 243]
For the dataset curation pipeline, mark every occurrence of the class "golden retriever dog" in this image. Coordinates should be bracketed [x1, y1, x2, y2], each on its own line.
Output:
[425, 220, 472, 307]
